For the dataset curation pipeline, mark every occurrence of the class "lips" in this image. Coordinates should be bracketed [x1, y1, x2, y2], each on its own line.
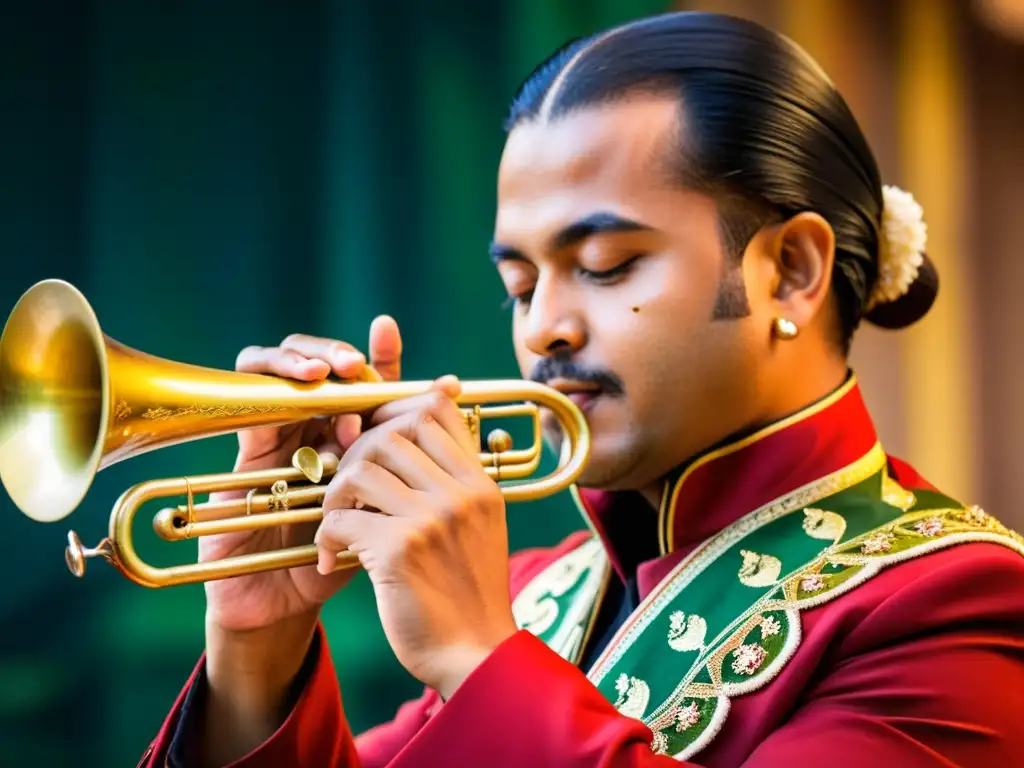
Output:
[567, 391, 599, 410]
[547, 378, 604, 412]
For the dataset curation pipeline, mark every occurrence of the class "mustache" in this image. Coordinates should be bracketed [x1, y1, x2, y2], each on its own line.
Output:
[529, 355, 625, 396]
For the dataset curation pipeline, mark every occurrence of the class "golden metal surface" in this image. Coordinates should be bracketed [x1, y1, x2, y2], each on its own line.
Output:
[0, 279, 591, 588]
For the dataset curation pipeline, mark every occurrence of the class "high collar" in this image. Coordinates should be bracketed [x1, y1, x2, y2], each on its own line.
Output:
[572, 375, 880, 591]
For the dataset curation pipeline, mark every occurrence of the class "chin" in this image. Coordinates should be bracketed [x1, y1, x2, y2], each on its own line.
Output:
[541, 403, 646, 489]
[573, 467, 622, 490]
[575, 464, 639, 492]
[568, 435, 647, 492]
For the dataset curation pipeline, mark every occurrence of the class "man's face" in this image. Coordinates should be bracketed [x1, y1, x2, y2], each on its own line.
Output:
[492, 96, 773, 493]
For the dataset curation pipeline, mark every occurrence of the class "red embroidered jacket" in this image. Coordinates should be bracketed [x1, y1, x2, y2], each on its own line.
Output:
[140, 380, 1024, 767]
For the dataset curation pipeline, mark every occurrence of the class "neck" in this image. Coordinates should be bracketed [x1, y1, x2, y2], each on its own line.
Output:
[636, 360, 849, 511]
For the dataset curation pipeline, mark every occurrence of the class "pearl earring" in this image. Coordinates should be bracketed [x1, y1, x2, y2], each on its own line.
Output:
[773, 317, 799, 340]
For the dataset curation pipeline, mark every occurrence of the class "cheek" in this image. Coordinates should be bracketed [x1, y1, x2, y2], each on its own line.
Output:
[600, 262, 733, 420]
[592, 259, 712, 353]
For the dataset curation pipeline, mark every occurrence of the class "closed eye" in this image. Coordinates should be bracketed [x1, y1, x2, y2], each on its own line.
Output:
[500, 255, 643, 311]
[580, 254, 641, 283]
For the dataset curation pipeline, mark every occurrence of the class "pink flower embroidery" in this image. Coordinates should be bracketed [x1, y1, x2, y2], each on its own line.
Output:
[861, 532, 894, 554]
[731, 643, 767, 676]
[674, 702, 701, 732]
[914, 517, 943, 537]
[760, 616, 782, 637]
[800, 574, 826, 593]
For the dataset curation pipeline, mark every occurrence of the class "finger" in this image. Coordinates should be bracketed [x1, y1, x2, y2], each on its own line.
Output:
[362, 430, 459, 494]
[360, 407, 482, 487]
[279, 333, 368, 378]
[369, 378, 477, 457]
[333, 413, 364, 449]
[323, 459, 422, 517]
[427, 375, 477, 455]
[366, 380, 455, 426]
[314, 507, 387, 575]
[319, 441, 343, 460]
[369, 315, 402, 382]
[235, 345, 331, 382]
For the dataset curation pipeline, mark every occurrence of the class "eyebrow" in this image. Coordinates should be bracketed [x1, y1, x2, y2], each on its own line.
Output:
[489, 211, 655, 264]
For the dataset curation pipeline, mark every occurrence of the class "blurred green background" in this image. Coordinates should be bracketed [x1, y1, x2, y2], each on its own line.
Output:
[9, 0, 1015, 764]
[0, 1, 664, 765]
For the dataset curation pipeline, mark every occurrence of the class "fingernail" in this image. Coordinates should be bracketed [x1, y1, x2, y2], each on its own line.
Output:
[334, 351, 365, 370]
[434, 374, 461, 395]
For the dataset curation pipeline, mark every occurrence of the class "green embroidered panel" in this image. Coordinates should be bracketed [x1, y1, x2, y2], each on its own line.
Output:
[512, 443, 1024, 761]
[588, 448, 1022, 759]
[511, 536, 610, 663]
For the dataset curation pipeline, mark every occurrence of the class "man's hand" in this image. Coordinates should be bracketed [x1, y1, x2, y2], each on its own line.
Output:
[202, 316, 403, 635]
[314, 375, 520, 699]
[192, 317, 404, 768]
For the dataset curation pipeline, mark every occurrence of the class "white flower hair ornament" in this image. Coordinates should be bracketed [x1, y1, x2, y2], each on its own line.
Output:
[866, 185, 928, 311]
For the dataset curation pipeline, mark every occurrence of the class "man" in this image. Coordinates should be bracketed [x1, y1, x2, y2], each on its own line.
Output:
[142, 12, 1024, 767]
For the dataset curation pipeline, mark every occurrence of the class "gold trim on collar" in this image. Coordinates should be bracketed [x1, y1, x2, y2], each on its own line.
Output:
[659, 376, 861, 555]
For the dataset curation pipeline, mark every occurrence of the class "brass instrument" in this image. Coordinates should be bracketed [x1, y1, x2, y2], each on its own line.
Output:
[0, 280, 590, 588]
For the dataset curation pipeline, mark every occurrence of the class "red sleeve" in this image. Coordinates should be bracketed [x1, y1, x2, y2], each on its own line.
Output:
[138, 624, 446, 768]
[385, 629, 688, 767]
[138, 622, 365, 768]
[137, 542, 574, 768]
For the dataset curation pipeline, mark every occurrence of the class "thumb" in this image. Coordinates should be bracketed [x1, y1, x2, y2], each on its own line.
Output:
[369, 315, 402, 382]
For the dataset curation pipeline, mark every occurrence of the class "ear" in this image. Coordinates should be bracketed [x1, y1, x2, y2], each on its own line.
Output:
[767, 212, 835, 330]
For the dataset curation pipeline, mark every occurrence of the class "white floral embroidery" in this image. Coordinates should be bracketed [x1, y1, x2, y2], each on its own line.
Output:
[651, 731, 669, 755]
[674, 702, 701, 732]
[861, 531, 894, 554]
[613, 675, 651, 720]
[737, 549, 782, 587]
[615, 673, 629, 698]
[667, 610, 707, 652]
[802, 507, 846, 541]
[914, 517, 943, 537]
[800, 574, 827, 593]
[759, 615, 782, 638]
[731, 643, 767, 676]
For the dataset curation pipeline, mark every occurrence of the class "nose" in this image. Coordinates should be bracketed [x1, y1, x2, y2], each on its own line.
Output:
[521, 275, 586, 357]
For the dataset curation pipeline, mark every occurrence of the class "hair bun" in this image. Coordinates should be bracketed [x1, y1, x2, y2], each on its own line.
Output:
[864, 252, 939, 329]
[863, 185, 937, 330]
